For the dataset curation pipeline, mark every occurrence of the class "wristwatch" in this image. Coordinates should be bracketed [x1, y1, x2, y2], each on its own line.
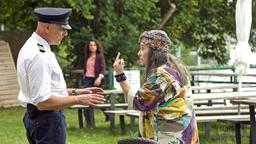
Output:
[72, 89, 77, 95]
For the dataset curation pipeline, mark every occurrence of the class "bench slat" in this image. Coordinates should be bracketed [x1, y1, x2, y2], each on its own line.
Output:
[71, 103, 128, 109]
[194, 105, 248, 110]
[193, 92, 256, 101]
[104, 110, 138, 116]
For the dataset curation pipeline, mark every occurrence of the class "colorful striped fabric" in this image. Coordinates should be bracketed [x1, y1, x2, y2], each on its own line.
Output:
[132, 64, 199, 144]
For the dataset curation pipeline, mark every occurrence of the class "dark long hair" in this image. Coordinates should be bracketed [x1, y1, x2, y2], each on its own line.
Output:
[84, 39, 104, 62]
[145, 48, 189, 85]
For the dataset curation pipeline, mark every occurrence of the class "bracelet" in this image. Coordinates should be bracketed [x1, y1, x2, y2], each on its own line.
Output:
[114, 73, 127, 82]
[99, 74, 104, 79]
[72, 89, 77, 95]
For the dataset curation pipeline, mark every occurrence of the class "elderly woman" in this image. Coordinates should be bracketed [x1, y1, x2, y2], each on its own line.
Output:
[113, 30, 199, 144]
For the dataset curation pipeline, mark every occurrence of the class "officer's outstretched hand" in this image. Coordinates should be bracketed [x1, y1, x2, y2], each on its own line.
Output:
[80, 87, 104, 95]
[77, 94, 105, 107]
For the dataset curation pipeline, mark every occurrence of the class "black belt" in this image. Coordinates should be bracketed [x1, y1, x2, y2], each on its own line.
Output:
[26, 104, 54, 119]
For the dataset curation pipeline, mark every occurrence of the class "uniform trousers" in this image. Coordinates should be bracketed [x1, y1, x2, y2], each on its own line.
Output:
[23, 104, 66, 144]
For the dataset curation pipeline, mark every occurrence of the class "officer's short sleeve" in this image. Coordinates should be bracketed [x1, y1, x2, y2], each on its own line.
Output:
[27, 54, 52, 105]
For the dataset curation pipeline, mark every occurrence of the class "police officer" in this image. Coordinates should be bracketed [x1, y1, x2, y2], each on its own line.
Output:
[17, 7, 105, 144]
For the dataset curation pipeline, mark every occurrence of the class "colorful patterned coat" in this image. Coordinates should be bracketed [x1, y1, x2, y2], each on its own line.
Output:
[127, 64, 199, 144]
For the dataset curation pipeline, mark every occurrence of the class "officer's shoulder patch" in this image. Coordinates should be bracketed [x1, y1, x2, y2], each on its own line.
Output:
[37, 43, 45, 53]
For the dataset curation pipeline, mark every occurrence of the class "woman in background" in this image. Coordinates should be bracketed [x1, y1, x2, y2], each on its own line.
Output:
[82, 39, 108, 125]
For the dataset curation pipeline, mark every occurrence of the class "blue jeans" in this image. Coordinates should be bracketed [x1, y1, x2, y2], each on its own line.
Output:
[81, 76, 109, 126]
[82, 76, 96, 88]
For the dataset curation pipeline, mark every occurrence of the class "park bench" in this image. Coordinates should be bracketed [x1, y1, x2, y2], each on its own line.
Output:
[104, 110, 137, 135]
[103, 84, 250, 130]
[190, 71, 256, 85]
[194, 104, 248, 110]
[124, 110, 254, 143]
[195, 109, 250, 116]
[105, 92, 256, 137]
[192, 84, 237, 106]
[193, 91, 256, 101]
[192, 83, 241, 93]
[193, 92, 256, 140]
[192, 83, 256, 106]
[229, 99, 256, 144]
[218, 117, 251, 144]
[106, 108, 252, 136]
[71, 103, 128, 128]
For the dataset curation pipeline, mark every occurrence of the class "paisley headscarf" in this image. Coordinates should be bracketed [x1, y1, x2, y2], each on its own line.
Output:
[139, 30, 171, 52]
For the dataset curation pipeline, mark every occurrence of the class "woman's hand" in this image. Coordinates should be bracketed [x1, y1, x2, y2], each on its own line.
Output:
[94, 77, 102, 86]
[113, 52, 125, 74]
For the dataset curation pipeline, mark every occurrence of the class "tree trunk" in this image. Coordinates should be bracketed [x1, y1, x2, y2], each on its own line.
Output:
[158, 0, 176, 29]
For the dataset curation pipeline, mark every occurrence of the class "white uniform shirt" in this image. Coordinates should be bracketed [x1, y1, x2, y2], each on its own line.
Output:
[17, 32, 68, 106]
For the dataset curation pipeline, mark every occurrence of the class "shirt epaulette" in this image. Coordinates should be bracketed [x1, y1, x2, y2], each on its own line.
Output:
[37, 43, 45, 53]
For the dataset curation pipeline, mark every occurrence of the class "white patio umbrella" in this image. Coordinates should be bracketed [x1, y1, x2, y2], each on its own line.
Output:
[233, 0, 252, 92]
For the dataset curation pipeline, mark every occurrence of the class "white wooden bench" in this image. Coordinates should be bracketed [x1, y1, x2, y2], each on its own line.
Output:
[190, 72, 256, 77]
[195, 109, 250, 116]
[192, 84, 256, 106]
[70, 103, 128, 129]
[217, 117, 251, 144]
[194, 114, 254, 144]
[192, 84, 239, 106]
[125, 111, 253, 142]
[192, 84, 240, 91]
[104, 110, 137, 135]
[193, 92, 256, 140]
[194, 105, 248, 110]
[104, 92, 256, 135]
[190, 72, 256, 85]
[193, 92, 256, 101]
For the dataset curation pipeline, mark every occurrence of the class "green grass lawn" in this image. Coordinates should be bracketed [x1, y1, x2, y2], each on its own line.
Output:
[0, 107, 251, 144]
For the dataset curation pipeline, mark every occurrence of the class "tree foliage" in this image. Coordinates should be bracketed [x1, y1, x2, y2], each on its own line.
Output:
[1, 0, 256, 68]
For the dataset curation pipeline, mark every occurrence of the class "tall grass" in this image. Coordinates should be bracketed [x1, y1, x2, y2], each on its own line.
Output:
[0, 107, 250, 144]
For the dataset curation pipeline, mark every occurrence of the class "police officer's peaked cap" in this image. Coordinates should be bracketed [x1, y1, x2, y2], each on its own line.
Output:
[34, 7, 72, 30]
